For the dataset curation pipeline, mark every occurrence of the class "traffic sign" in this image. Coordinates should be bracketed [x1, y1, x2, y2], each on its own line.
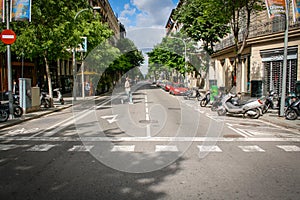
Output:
[1, 29, 17, 45]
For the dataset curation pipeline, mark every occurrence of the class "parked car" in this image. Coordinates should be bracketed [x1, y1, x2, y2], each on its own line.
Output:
[164, 82, 173, 92]
[169, 83, 188, 95]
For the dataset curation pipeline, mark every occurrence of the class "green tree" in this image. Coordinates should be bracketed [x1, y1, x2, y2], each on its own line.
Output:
[0, 0, 113, 99]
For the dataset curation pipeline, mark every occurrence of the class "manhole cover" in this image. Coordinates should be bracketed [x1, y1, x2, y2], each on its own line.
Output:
[139, 120, 158, 124]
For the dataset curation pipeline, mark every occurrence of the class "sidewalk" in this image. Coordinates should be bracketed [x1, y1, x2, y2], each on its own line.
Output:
[0, 96, 96, 130]
[260, 109, 300, 132]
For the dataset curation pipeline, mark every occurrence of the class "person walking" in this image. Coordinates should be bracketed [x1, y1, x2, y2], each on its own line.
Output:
[125, 77, 133, 104]
[85, 81, 90, 97]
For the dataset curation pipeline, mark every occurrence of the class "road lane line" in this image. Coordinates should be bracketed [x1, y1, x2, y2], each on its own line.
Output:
[227, 126, 248, 138]
[68, 145, 94, 152]
[26, 144, 57, 152]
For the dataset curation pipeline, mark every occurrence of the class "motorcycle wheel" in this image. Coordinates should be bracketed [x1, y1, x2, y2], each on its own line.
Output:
[217, 108, 226, 116]
[41, 99, 51, 108]
[262, 104, 270, 114]
[247, 108, 260, 119]
[285, 110, 298, 120]
[200, 100, 207, 107]
[0, 110, 9, 122]
[13, 106, 23, 117]
[60, 99, 65, 105]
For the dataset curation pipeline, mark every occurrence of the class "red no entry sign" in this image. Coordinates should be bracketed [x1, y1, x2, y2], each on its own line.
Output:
[1, 29, 17, 45]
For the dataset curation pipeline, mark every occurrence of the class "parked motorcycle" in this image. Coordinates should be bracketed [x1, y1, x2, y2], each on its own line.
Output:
[53, 88, 65, 105]
[285, 97, 300, 120]
[0, 101, 23, 121]
[200, 90, 210, 107]
[211, 92, 225, 111]
[217, 92, 264, 119]
[262, 91, 275, 114]
[185, 88, 201, 100]
[40, 91, 51, 108]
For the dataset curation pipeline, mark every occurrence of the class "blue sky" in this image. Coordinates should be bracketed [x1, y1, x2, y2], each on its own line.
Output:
[109, 0, 179, 75]
[110, 0, 178, 29]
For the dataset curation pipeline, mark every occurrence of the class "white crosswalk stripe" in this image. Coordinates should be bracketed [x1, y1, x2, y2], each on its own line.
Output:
[277, 145, 300, 152]
[111, 145, 135, 152]
[68, 145, 94, 152]
[0, 144, 29, 151]
[26, 144, 56, 152]
[0, 143, 299, 154]
[155, 145, 178, 152]
[238, 145, 265, 152]
[197, 145, 222, 152]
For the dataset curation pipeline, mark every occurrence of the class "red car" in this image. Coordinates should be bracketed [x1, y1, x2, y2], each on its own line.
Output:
[169, 83, 188, 95]
[164, 82, 173, 92]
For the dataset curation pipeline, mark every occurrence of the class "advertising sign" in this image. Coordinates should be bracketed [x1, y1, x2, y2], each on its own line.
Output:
[0, 0, 4, 22]
[10, 0, 31, 22]
[292, 0, 300, 22]
[265, 0, 286, 18]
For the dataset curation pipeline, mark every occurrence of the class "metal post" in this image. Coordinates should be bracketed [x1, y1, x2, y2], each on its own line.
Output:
[6, 0, 13, 118]
[279, 0, 289, 116]
[72, 48, 77, 101]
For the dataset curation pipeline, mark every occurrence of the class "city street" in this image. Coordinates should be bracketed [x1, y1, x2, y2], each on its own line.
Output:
[0, 82, 299, 200]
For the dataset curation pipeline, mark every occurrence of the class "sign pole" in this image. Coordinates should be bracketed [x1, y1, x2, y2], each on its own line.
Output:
[5, 0, 13, 118]
[279, 0, 289, 116]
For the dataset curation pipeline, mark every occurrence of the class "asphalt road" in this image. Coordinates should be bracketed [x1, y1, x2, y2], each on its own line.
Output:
[0, 83, 299, 200]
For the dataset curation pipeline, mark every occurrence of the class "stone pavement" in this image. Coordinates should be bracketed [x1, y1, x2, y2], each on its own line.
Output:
[0, 96, 299, 133]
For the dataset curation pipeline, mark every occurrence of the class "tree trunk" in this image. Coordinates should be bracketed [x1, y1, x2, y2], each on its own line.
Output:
[44, 52, 53, 99]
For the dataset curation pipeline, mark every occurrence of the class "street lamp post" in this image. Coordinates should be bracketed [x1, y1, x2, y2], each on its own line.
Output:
[72, 7, 101, 101]
[169, 36, 188, 87]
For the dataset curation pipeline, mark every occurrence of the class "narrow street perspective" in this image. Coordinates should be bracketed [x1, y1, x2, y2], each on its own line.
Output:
[0, 0, 300, 200]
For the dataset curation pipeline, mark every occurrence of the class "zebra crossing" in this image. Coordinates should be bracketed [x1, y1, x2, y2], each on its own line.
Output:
[1, 143, 300, 153]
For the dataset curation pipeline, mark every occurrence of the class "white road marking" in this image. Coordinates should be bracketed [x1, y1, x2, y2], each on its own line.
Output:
[238, 145, 265, 152]
[227, 125, 248, 137]
[68, 145, 94, 152]
[155, 145, 178, 152]
[26, 144, 56, 152]
[111, 145, 135, 152]
[145, 93, 151, 137]
[197, 145, 222, 152]
[1, 136, 300, 142]
[0, 144, 29, 151]
[277, 145, 300, 152]
[101, 115, 118, 124]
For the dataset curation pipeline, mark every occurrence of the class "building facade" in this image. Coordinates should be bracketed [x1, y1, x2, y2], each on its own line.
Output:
[212, 9, 300, 97]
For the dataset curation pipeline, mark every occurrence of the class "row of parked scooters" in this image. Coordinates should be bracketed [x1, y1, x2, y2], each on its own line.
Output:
[184, 87, 300, 120]
[0, 88, 65, 122]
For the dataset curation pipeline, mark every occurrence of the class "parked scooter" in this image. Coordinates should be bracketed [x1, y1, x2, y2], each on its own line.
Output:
[217, 92, 264, 119]
[200, 90, 210, 107]
[53, 88, 65, 105]
[285, 97, 299, 120]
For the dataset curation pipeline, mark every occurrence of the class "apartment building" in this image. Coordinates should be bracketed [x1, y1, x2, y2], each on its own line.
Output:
[212, 9, 300, 97]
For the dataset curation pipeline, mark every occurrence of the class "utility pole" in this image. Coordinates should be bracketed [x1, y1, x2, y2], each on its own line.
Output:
[6, 0, 13, 118]
[279, 0, 289, 117]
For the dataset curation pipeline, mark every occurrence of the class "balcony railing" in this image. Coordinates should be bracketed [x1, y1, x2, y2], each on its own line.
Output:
[214, 17, 300, 52]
